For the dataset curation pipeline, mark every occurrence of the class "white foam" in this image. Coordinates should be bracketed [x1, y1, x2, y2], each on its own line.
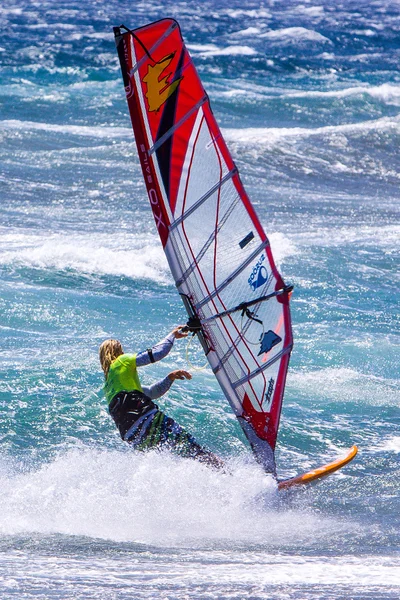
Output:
[0, 78, 119, 101]
[0, 447, 351, 547]
[282, 82, 400, 106]
[23, 92, 68, 103]
[352, 29, 377, 37]
[373, 436, 400, 454]
[223, 113, 400, 145]
[0, 231, 170, 284]
[289, 368, 399, 406]
[292, 5, 326, 18]
[1, 546, 398, 592]
[69, 79, 119, 91]
[225, 8, 272, 19]
[26, 22, 76, 30]
[64, 31, 114, 42]
[0, 228, 299, 285]
[292, 224, 400, 251]
[220, 88, 248, 98]
[260, 27, 332, 44]
[231, 27, 262, 37]
[186, 43, 218, 53]
[187, 44, 257, 57]
[268, 231, 298, 264]
[0, 119, 131, 138]
[0, 7, 23, 15]
[211, 80, 400, 106]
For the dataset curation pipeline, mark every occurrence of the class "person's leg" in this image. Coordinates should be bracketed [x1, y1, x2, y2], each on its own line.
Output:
[160, 414, 224, 469]
[134, 410, 224, 470]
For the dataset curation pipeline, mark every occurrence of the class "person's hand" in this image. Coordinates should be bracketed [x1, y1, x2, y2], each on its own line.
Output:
[171, 325, 188, 339]
[168, 370, 192, 382]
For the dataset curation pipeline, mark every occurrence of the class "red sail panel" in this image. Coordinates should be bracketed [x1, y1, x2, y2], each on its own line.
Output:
[114, 19, 293, 471]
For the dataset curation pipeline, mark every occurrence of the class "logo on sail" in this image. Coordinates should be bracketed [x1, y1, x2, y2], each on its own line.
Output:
[143, 52, 182, 112]
[248, 254, 268, 291]
[264, 377, 275, 406]
[258, 331, 282, 356]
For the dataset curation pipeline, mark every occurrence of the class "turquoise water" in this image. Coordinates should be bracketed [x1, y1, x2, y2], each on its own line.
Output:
[0, 0, 399, 598]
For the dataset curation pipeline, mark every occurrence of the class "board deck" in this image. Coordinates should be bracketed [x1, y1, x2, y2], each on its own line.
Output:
[277, 445, 358, 490]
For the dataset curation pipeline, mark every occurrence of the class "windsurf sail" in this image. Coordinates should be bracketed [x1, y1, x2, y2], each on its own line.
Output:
[114, 19, 293, 474]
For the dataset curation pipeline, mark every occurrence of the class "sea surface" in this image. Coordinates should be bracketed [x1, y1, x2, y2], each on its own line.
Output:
[0, 0, 399, 598]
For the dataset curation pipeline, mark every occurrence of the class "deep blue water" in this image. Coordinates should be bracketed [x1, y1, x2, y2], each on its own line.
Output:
[0, 1, 399, 598]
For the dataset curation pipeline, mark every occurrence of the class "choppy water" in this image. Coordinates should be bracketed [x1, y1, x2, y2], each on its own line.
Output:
[0, 0, 399, 598]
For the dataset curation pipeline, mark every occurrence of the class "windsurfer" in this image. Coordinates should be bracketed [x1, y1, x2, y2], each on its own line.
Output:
[99, 326, 223, 469]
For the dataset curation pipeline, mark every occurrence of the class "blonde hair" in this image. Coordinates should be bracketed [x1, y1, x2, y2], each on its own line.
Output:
[99, 339, 124, 378]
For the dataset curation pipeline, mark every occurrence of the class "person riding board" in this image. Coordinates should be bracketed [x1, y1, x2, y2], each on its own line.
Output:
[99, 326, 223, 469]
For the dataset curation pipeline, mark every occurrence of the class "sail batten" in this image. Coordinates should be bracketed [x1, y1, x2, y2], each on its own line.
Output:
[114, 18, 293, 472]
[123, 20, 178, 76]
[149, 96, 208, 155]
[170, 168, 237, 231]
[195, 240, 270, 309]
[232, 345, 293, 389]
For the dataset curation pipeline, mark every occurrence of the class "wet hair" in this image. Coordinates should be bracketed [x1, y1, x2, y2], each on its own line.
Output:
[99, 339, 123, 379]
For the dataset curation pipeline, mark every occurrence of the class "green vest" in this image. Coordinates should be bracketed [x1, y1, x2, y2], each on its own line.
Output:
[103, 353, 143, 405]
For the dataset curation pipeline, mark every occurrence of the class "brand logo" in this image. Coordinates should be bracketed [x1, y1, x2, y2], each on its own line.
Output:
[248, 254, 268, 291]
[123, 39, 135, 99]
[143, 52, 182, 112]
[125, 79, 134, 99]
[264, 378, 275, 405]
[139, 144, 166, 233]
[258, 331, 282, 356]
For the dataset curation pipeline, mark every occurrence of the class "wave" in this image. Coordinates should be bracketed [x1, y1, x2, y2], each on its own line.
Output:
[372, 436, 400, 455]
[281, 82, 400, 106]
[231, 26, 262, 37]
[0, 119, 131, 139]
[268, 232, 298, 264]
[189, 27, 331, 54]
[289, 367, 399, 406]
[0, 231, 170, 284]
[223, 114, 400, 145]
[260, 27, 331, 45]
[0, 446, 351, 547]
[186, 43, 257, 57]
[62, 31, 115, 42]
[210, 81, 400, 108]
[26, 22, 76, 30]
[0, 229, 296, 283]
[224, 8, 272, 19]
[0, 78, 120, 104]
[291, 5, 325, 19]
[291, 224, 400, 251]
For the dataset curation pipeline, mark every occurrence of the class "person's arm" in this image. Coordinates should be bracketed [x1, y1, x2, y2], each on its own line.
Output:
[142, 370, 192, 399]
[141, 376, 172, 399]
[136, 326, 188, 367]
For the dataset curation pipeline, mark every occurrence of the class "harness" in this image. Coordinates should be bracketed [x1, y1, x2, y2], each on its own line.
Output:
[108, 390, 158, 441]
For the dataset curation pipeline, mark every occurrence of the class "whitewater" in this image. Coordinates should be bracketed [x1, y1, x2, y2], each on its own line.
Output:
[0, 0, 399, 598]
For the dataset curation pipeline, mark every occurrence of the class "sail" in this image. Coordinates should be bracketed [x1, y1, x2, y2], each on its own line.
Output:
[114, 19, 293, 473]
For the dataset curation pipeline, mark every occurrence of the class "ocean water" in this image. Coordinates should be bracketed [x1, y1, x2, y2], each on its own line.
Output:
[0, 0, 399, 598]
